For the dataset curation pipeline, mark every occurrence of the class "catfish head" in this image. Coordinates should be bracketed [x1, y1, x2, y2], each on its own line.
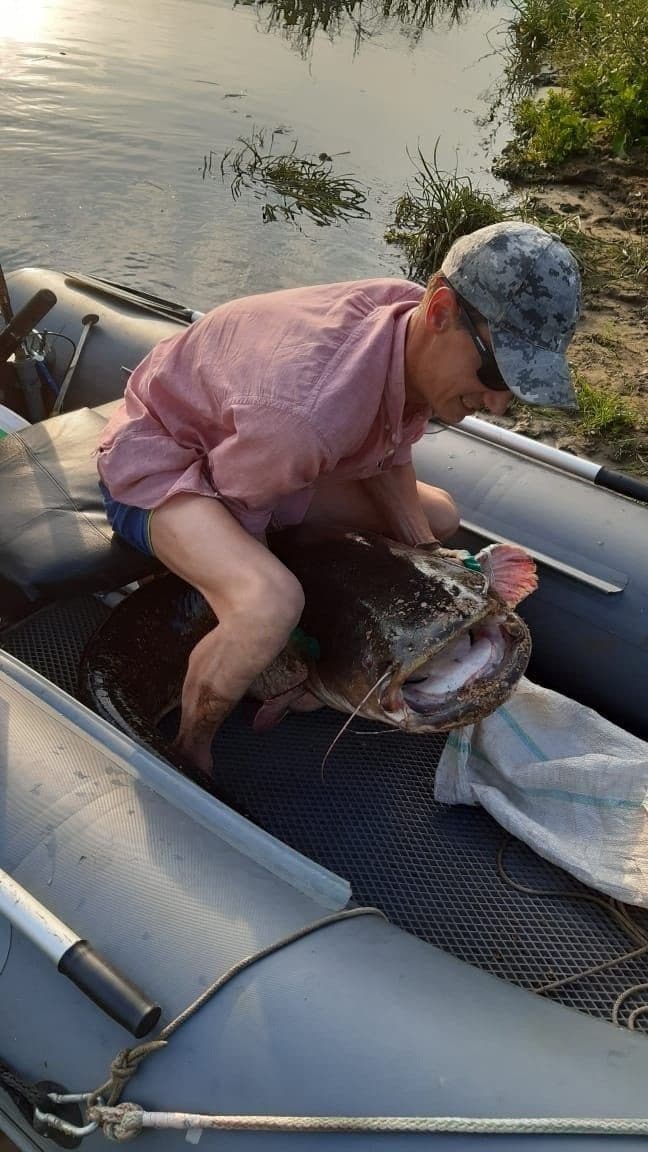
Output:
[267, 526, 535, 732]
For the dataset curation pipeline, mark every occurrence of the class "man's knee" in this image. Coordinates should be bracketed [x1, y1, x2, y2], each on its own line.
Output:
[255, 565, 305, 632]
[227, 556, 305, 638]
[417, 483, 460, 540]
[433, 494, 460, 541]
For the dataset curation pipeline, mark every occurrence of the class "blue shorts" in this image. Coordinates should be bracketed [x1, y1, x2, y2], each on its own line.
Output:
[99, 482, 156, 557]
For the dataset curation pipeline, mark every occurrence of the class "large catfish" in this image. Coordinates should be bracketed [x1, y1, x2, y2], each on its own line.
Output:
[79, 525, 536, 771]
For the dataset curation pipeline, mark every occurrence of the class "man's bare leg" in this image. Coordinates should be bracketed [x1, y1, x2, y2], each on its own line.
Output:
[149, 493, 304, 775]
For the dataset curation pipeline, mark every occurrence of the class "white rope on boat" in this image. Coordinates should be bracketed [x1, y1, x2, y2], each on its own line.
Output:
[86, 1103, 648, 1141]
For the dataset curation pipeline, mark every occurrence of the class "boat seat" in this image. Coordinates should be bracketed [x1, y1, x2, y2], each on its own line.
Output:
[0, 401, 161, 616]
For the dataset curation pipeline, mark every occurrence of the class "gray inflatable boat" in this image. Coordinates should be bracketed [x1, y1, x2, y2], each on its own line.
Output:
[1, 268, 648, 1151]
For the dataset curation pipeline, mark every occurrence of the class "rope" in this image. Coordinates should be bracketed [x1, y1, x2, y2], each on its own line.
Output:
[38, 847, 648, 1143]
[496, 837, 648, 1026]
[91, 1044, 167, 1108]
[89, 1103, 648, 1141]
[0, 1056, 43, 1108]
[89, 905, 386, 1108]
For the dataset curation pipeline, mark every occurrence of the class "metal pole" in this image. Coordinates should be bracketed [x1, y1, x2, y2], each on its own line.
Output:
[454, 415, 648, 504]
[0, 868, 76, 962]
[51, 312, 99, 414]
[0, 866, 161, 1037]
[456, 415, 600, 479]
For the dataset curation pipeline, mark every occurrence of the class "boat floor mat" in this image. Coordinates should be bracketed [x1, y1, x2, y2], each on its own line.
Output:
[0, 595, 110, 697]
[5, 595, 648, 1031]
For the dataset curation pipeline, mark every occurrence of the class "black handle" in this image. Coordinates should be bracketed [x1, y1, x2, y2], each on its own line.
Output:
[0, 289, 58, 362]
[596, 466, 648, 505]
[58, 940, 161, 1038]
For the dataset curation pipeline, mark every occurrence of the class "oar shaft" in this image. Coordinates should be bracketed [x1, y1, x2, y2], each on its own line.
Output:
[456, 415, 599, 480]
[0, 289, 57, 363]
[455, 415, 648, 504]
[0, 867, 161, 1038]
[0, 867, 76, 962]
[63, 272, 199, 323]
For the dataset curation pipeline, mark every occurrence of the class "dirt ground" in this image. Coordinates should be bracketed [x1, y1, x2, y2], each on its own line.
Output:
[494, 157, 648, 475]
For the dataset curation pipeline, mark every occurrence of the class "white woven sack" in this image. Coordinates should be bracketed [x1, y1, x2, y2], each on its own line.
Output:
[435, 677, 648, 906]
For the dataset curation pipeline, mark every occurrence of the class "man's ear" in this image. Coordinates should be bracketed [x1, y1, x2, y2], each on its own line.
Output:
[424, 285, 458, 333]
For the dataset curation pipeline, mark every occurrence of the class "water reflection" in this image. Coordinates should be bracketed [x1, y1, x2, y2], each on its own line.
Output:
[0, 0, 509, 301]
[2, 0, 60, 42]
[248, 0, 494, 53]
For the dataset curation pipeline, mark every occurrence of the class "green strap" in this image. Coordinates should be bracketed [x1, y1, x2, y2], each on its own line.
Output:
[290, 627, 321, 660]
[461, 555, 482, 573]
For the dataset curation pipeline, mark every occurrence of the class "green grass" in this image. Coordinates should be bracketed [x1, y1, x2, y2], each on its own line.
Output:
[384, 144, 506, 280]
[588, 323, 621, 351]
[496, 0, 648, 173]
[617, 227, 648, 281]
[388, 161, 646, 297]
[382, 148, 599, 284]
[574, 373, 637, 438]
[505, 374, 643, 468]
[507, 92, 595, 170]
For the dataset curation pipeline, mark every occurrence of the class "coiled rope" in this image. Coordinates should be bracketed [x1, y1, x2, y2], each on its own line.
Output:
[496, 837, 648, 1027]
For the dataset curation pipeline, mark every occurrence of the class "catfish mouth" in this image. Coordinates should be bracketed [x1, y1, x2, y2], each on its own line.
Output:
[381, 611, 530, 730]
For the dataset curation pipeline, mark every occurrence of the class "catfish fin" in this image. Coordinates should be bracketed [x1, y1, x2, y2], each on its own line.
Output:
[252, 685, 311, 733]
[474, 543, 538, 607]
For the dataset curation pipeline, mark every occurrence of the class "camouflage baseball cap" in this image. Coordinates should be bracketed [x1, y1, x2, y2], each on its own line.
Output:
[441, 220, 581, 409]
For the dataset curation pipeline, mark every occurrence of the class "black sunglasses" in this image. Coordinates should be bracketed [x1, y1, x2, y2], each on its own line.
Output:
[451, 290, 511, 393]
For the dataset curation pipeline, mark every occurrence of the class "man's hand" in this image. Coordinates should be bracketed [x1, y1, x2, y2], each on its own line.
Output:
[363, 463, 439, 546]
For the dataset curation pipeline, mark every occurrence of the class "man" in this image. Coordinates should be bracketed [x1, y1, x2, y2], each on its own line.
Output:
[97, 220, 581, 774]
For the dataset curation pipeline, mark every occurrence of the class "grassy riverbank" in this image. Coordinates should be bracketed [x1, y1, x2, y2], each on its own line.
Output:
[387, 0, 648, 474]
[216, 0, 647, 472]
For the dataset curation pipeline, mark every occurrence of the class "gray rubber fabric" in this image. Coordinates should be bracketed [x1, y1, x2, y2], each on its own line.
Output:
[3, 660, 648, 1152]
[4, 596, 648, 1031]
[203, 704, 648, 1030]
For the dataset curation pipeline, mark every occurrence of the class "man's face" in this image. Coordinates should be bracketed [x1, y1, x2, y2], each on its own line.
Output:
[405, 285, 514, 425]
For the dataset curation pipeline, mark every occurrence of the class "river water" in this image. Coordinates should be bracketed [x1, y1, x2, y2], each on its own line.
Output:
[1, 0, 510, 309]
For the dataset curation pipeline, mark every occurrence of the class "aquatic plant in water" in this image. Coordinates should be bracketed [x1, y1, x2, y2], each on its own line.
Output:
[384, 143, 505, 282]
[214, 128, 369, 227]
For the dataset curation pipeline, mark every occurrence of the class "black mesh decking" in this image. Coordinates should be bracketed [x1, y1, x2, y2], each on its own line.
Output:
[3, 596, 648, 1031]
[1, 596, 110, 697]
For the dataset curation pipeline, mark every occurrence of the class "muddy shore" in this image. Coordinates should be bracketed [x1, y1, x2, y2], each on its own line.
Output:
[492, 157, 648, 476]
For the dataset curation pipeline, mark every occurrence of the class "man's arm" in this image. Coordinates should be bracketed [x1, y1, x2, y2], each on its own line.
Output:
[363, 462, 439, 546]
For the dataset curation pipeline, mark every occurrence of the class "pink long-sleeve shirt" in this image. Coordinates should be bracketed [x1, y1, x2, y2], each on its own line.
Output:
[97, 277, 429, 536]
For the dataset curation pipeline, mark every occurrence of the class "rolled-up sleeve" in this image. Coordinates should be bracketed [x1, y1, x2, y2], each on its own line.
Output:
[206, 402, 332, 535]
